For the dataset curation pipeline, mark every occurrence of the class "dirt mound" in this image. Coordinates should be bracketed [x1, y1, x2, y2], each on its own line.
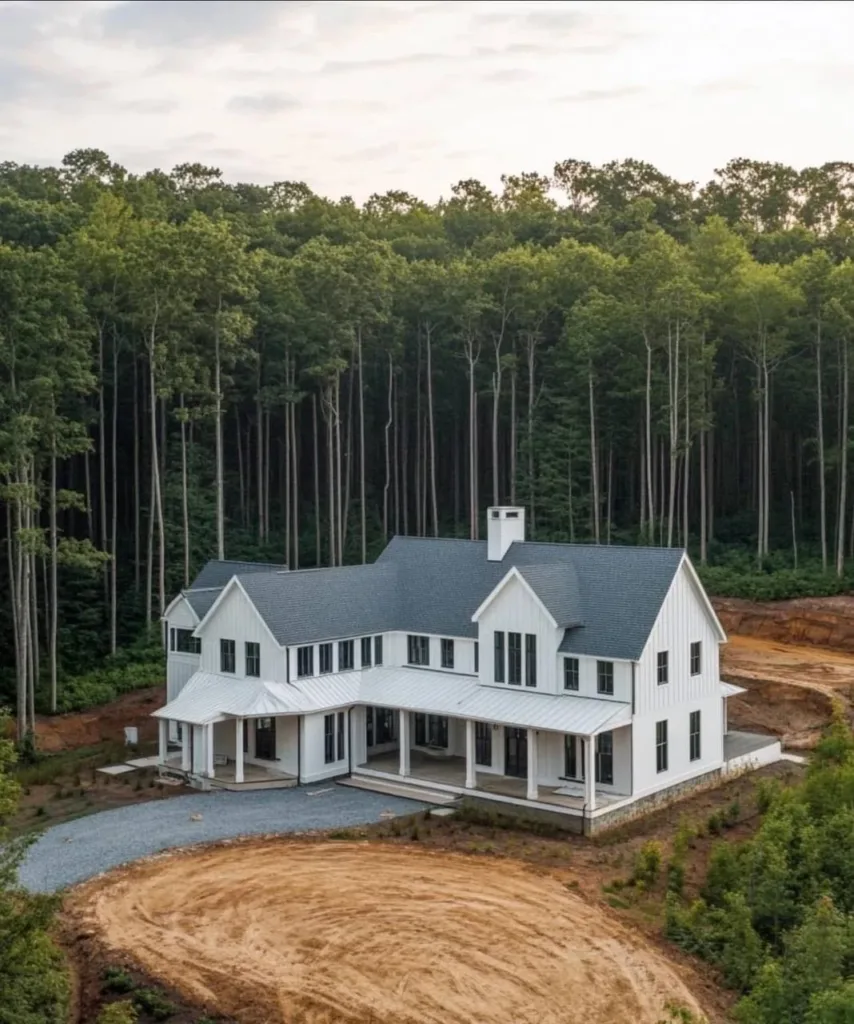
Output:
[69, 842, 705, 1024]
[35, 687, 163, 754]
[715, 595, 854, 652]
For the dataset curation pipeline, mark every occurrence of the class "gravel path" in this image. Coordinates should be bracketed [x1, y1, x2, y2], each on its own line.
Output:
[18, 785, 426, 893]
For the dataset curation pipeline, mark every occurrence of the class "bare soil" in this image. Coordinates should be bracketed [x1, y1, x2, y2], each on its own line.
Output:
[715, 595, 854, 652]
[67, 842, 706, 1024]
[34, 686, 164, 753]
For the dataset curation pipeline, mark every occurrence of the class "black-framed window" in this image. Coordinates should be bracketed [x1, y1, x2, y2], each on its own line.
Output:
[564, 657, 579, 691]
[245, 641, 260, 678]
[494, 631, 505, 682]
[508, 632, 522, 685]
[297, 645, 314, 678]
[414, 712, 425, 745]
[324, 714, 335, 764]
[407, 634, 429, 666]
[338, 639, 354, 671]
[475, 722, 491, 766]
[173, 628, 201, 655]
[376, 707, 396, 744]
[220, 638, 235, 673]
[656, 720, 668, 773]
[426, 715, 448, 747]
[657, 650, 669, 685]
[474, 641, 479, 673]
[337, 711, 345, 761]
[361, 636, 372, 668]
[689, 710, 701, 761]
[441, 638, 455, 669]
[319, 642, 333, 674]
[374, 635, 383, 665]
[690, 641, 702, 676]
[596, 732, 614, 785]
[597, 660, 614, 695]
[564, 736, 583, 780]
[525, 634, 537, 687]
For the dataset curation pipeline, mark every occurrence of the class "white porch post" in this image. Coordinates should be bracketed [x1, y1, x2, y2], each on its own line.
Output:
[206, 722, 215, 778]
[235, 717, 244, 784]
[180, 723, 191, 771]
[399, 710, 410, 777]
[526, 728, 538, 801]
[585, 734, 596, 811]
[465, 719, 476, 789]
[158, 718, 167, 765]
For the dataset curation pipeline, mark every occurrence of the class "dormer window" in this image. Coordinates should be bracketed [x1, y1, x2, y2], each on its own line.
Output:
[297, 645, 314, 678]
[220, 638, 236, 674]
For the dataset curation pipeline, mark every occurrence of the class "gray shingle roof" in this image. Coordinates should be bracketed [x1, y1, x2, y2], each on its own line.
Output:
[515, 564, 583, 628]
[184, 588, 222, 620]
[190, 559, 287, 591]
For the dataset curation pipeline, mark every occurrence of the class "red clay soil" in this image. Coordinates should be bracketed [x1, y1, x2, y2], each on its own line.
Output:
[34, 686, 164, 753]
[715, 595, 854, 652]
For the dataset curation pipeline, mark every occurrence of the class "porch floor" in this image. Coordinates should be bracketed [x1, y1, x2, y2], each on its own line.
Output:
[358, 750, 624, 812]
[724, 730, 778, 761]
[161, 754, 297, 790]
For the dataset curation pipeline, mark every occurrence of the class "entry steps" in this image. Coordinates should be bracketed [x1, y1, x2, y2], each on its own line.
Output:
[338, 774, 460, 806]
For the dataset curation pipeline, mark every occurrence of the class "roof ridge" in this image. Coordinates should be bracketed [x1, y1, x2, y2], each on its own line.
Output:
[240, 562, 390, 578]
[510, 540, 685, 554]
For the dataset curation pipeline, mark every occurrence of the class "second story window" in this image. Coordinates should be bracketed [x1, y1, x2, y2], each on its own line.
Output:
[525, 634, 537, 687]
[173, 628, 201, 655]
[297, 645, 314, 678]
[690, 641, 702, 676]
[245, 641, 260, 678]
[338, 639, 355, 671]
[319, 642, 333, 674]
[508, 632, 522, 685]
[564, 657, 579, 691]
[361, 636, 372, 668]
[441, 638, 455, 669]
[657, 651, 669, 685]
[374, 635, 383, 665]
[407, 634, 429, 666]
[597, 660, 614, 695]
[474, 641, 479, 673]
[220, 638, 235, 674]
[494, 631, 505, 682]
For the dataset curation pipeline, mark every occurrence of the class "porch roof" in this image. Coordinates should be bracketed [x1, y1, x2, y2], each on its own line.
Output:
[153, 670, 359, 725]
[721, 681, 747, 698]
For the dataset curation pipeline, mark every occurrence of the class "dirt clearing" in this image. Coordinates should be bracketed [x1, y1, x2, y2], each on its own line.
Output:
[69, 841, 705, 1024]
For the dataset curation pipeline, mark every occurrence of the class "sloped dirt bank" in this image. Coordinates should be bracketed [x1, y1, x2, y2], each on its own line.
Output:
[67, 841, 708, 1024]
[714, 595, 854, 652]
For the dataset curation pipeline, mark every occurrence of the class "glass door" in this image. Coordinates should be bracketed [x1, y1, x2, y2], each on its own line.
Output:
[255, 717, 276, 760]
[504, 727, 528, 778]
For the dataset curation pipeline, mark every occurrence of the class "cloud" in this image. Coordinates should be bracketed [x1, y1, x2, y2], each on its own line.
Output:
[227, 93, 303, 114]
[320, 52, 448, 74]
[481, 68, 534, 84]
[557, 87, 645, 104]
[119, 98, 179, 114]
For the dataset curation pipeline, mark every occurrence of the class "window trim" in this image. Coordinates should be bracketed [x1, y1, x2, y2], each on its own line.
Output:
[657, 650, 669, 686]
[656, 720, 668, 774]
[360, 636, 372, 668]
[407, 634, 430, 667]
[338, 639, 355, 671]
[597, 660, 614, 695]
[524, 634, 537, 687]
[563, 656, 580, 691]
[508, 632, 522, 685]
[494, 631, 505, 683]
[245, 641, 261, 678]
[220, 638, 236, 674]
[319, 642, 333, 675]
[689, 710, 701, 762]
[441, 638, 455, 670]
[374, 635, 383, 666]
[337, 711, 345, 761]
[475, 721, 492, 766]
[173, 627, 201, 655]
[324, 713, 335, 764]
[596, 731, 614, 785]
[690, 641, 702, 676]
[297, 644, 314, 679]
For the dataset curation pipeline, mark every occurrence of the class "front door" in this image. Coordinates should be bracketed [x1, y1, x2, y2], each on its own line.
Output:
[505, 727, 528, 778]
[255, 717, 276, 760]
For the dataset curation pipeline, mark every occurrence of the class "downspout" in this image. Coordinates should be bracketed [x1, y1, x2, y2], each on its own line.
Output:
[630, 662, 636, 796]
[297, 715, 302, 785]
[347, 707, 353, 774]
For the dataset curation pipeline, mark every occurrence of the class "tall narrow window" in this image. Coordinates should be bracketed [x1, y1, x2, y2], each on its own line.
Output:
[689, 710, 701, 761]
[475, 722, 492, 766]
[175, 629, 200, 654]
[494, 631, 505, 683]
[414, 713, 426, 745]
[427, 715, 448, 748]
[338, 639, 354, 671]
[597, 660, 614, 695]
[297, 645, 314, 678]
[361, 636, 372, 668]
[170, 628, 176, 652]
[407, 635, 429, 666]
[690, 641, 702, 676]
[596, 732, 614, 785]
[564, 736, 584, 780]
[374, 635, 383, 665]
[324, 714, 335, 764]
[245, 641, 260, 678]
[474, 641, 479, 673]
[564, 657, 579, 691]
[657, 650, 669, 685]
[508, 632, 522, 685]
[337, 711, 346, 761]
[319, 642, 333, 674]
[525, 634, 537, 687]
[656, 720, 668, 773]
[220, 638, 236, 673]
[441, 638, 455, 669]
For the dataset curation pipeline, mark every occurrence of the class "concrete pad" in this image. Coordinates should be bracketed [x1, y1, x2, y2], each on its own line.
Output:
[126, 756, 161, 768]
[97, 764, 137, 776]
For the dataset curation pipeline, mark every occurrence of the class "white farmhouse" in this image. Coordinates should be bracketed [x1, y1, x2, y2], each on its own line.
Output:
[156, 507, 779, 833]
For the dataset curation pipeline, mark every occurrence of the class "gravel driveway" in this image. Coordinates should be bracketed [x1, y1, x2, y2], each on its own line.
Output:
[18, 785, 426, 893]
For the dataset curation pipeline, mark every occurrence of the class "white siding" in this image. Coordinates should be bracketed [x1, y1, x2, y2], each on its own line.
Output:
[533, 727, 631, 795]
[165, 597, 201, 742]
[198, 583, 285, 682]
[476, 574, 562, 692]
[385, 632, 478, 675]
[300, 708, 350, 783]
[632, 697, 723, 796]
[554, 653, 631, 703]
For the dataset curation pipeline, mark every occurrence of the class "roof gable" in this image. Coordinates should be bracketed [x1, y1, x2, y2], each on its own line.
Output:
[471, 567, 560, 627]
[189, 559, 287, 591]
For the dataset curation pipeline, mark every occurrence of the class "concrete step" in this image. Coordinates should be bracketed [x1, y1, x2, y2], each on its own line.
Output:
[338, 774, 460, 806]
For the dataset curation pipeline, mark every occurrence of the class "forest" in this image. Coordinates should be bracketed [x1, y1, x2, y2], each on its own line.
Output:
[2, 151, 854, 734]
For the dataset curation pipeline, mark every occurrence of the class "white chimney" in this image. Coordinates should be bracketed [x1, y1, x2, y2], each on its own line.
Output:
[487, 507, 526, 561]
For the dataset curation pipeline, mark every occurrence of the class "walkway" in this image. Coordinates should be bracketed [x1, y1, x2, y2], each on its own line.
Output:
[18, 784, 426, 893]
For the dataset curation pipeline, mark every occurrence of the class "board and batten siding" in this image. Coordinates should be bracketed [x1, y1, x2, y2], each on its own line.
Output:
[476, 574, 563, 692]
[553, 653, 632, 703]
[165, 597, 201, 740]
[198, 583, 285, 682]
[300, 709, 349, 783]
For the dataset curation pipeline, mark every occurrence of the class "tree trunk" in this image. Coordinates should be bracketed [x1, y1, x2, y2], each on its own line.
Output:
[335, 373, 343, 564]
[383, 353, 393, 540]
[312, 392, 321, 566]
[510, 360, 517, 506]
[133, 356, 141, 592]
[147, 329, 166, 618]
[426, 325, 439, 536]
[256, 388, 265, 543]
[527, 336, 536, 535]
[214, 301, 225, 560]
[666, 321, 679, 548]
[49, 448, 58, 712]
[180, 394, 190, 588]
[110, 338, 118, 654]
[492, 338, 502, 506]
[358, 329, 367, 561]
[837, 335, 849, 577]
[817, 313, 828, 571]
[98, 325, 108, 601]
[291, 364, 299, 569]
[589, 365, 599, 544]
[643, 331, 655, 537]
[466, 340, 479, 539]
[236, 407, 245, 530]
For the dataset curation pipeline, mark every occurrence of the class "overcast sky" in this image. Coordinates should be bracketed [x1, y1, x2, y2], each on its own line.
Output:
[2, 0, 852, 202]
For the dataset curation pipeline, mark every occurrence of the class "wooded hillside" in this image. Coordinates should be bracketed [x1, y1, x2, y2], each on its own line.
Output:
[2, 152, 854, 733]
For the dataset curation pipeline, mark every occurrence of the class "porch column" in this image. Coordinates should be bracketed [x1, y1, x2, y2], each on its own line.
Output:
[526, 728, 538, 801]
[399, 710, 410, 777]
[180, 723, 191, 771]
[234, 717, 244, 784]
[206, 722, 215, 778]
[465, 719, 476, 789]
[158, 718, 168, 765]
[585, 734, 596, 812]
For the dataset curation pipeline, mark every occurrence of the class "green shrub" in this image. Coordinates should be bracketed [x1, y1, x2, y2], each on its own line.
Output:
[632, 840, 663, 887]
[132, 987, 175, 1021]
[102, 967, 134, 995]
[707, 811, 723, 835]
[97, 1000, 138, 1024]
